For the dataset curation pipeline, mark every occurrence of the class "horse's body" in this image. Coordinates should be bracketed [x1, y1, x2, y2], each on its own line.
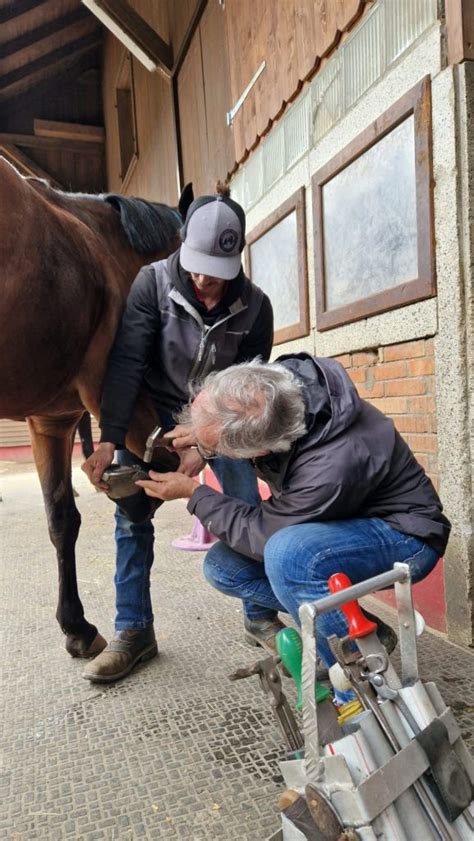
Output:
[0, 157, 193, 656]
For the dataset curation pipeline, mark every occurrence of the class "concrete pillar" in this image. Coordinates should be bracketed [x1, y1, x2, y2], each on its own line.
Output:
[435, 62, 474, 646]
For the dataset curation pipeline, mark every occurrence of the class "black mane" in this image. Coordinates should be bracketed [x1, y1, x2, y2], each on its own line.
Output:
[103, 194, 182, 255]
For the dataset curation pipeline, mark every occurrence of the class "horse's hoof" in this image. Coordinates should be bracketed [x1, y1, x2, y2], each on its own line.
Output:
[85, 632, 107, 658]
[65, 632, 107, 659]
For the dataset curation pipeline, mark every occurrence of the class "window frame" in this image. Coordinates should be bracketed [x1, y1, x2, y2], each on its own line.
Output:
[115, 50, 139, 189]
[245, 187, 310, 346]
[312, 75, 435, 332]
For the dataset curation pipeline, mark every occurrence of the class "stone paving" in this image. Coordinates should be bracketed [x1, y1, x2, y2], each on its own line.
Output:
[0, 458, 473, 841]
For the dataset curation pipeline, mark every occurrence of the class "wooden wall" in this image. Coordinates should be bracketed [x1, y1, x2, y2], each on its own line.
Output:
[102, 0, 374, 201]
[102, 33, 178, 203]
[224, 0, 372, 165]
[445, 0, 474, 64]
[178, 2, 233, 195]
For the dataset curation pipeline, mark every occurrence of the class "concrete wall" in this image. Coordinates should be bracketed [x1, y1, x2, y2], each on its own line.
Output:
[233, 21, 474, 645]
[443, 60, 474, 645]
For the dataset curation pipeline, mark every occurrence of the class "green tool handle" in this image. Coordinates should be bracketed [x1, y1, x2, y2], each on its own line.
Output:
[276, 627, 330, 711]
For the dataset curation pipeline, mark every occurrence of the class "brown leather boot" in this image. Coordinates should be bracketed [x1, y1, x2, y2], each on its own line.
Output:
[82, 625, 158, 683]
[243, 616, 287, 655]
[244, 617, 330, 681]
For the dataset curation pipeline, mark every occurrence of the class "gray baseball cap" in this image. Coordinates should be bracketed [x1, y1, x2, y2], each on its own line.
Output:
[179, 191, 246, 280]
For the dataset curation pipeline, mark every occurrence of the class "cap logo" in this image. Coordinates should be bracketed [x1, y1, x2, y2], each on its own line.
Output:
[219, 228, 238, 253]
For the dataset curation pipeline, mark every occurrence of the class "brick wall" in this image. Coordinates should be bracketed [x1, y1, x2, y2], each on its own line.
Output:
[333, 337, 438, 488]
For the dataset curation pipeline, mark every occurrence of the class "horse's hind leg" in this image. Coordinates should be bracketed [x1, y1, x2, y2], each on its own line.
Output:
[27, 414, 107, 658]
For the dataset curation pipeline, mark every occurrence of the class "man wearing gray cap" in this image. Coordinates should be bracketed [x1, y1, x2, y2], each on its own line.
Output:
[82, 183, 276, 682]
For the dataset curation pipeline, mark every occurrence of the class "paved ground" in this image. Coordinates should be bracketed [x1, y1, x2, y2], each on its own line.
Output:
[0, 458, 473, 841]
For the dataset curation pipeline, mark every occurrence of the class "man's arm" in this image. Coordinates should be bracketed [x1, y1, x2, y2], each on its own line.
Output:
[137, 441, 371, 561]
[99, 265, 159, 447]
[187, 480, 350, 561]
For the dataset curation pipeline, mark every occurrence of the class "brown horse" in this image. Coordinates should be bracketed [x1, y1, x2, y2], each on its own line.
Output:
[0, 157, 193, 657]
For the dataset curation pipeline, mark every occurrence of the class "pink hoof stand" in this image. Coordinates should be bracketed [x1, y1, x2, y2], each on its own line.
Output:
[172, 517, 218, 551]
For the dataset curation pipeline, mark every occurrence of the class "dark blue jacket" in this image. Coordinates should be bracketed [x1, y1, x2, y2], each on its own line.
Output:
[188, 353, 450, 560]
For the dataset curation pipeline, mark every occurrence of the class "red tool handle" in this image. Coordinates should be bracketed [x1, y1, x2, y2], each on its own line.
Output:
[328, 573, 377, 640]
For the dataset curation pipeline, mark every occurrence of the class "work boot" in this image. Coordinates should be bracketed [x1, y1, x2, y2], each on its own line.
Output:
[361, 608, 398, 654]
[82, 625, 158, 683]
[244, 616, 287, 655]
[244, 617, 329, 681]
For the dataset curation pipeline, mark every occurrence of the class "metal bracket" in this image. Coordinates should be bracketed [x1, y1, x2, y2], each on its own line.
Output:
[229, 655, 304, 755]
[226, 61, 266, 126]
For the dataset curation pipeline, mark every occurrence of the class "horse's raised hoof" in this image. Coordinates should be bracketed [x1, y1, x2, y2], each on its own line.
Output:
[65, 632, 107, 659]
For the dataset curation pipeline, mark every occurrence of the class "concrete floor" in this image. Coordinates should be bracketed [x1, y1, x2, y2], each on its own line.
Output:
[0, 458, 473, 841]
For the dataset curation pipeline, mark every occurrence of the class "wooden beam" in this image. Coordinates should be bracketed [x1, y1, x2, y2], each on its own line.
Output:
[34, 120, 105, 144]
[0, 31, 101, 90]
[81, 0, 172, 75]
[0, 31, 102, 102]
[0, 7, 90, 59]
[172, 0, 208, 76]
[0, 0, 49, 25]
[0, 53, 99, 119]
[445, 0, 474, 64]
[0, 143, 64, 188]
[0, 52, 99, 118]
[0, 132, 104, 157]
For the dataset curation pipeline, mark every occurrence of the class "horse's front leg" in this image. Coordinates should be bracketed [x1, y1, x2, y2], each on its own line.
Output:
[27, 414, 107, 658]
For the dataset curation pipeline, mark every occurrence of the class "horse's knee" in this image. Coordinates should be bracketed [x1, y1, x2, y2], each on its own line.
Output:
[47, 504, 81, 547]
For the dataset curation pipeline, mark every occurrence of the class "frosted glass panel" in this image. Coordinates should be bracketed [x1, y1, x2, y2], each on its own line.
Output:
[322, 115, 418, 310]
[250, 211, 300, 331]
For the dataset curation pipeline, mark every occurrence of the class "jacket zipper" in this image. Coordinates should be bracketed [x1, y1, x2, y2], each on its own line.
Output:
[188, 311, 246, 382]
[167, 287, 248, 383]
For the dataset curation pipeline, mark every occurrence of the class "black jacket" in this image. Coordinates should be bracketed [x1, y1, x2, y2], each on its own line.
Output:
[188, 353, 451, 560]
[100, 250, 273, 445]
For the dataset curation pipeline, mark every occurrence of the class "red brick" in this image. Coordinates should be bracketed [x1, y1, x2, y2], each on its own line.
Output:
[414, 453, 430, 471]
[407, 357, 435, 376]
[369, 397, 408, 414]
[373, 360, 408, 380]
[384, 378, 426, 397]
[384, 340, 426, 362]
[357, 382, 384, 398]
[425, 337, 434, 356]
[430, 474, 439, 491]
[393, 415, 432, 433]
[333, 354, 351, 368]
[347, 368, 366, 383]
[407, 434, 437, 453]
[408, 396, 436, 414]
[352, 350, 379, 367]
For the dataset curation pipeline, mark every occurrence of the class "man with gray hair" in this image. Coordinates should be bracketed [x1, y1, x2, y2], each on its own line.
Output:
[137, 353, 450, 670]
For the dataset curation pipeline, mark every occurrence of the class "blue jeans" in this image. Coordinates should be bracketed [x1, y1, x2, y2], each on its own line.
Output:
[114, 450, 260, 630]
[203, 518, 439, 668]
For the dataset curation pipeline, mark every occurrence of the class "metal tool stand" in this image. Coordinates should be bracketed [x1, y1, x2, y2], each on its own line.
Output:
[276, 563, 474, 840]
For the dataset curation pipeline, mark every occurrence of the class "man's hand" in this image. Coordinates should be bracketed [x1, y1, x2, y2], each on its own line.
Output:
[177, 448, 205, 477]
[163, 424, 196, 451]
[136, 471, 199, 501]
[81, 442, 115, 490]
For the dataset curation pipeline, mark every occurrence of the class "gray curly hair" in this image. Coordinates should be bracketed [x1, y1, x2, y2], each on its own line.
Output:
[180, 360, 307, 459]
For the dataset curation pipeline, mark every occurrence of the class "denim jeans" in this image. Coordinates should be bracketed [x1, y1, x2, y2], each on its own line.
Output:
[114, 449, 260, 630]
[203, 518, 439, 668]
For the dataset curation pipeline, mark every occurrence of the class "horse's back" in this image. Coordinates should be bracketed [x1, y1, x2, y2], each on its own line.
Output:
[0, 159, 112, 417]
